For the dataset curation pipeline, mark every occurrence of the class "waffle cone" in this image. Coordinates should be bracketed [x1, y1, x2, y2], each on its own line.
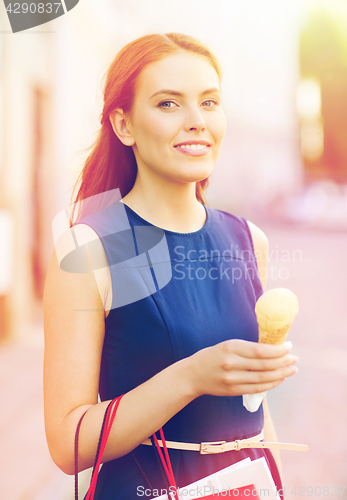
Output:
[255, 288, 298, 345]
[258, 324, 291, 345]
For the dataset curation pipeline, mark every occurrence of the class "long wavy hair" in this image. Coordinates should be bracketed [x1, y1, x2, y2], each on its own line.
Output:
[71, 33, 222, 221]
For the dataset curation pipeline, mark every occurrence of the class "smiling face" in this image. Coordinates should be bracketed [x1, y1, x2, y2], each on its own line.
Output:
[120, 50, 226, 188]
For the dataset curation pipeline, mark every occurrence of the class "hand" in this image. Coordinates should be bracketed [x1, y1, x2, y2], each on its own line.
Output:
[188, 339, 298, 398]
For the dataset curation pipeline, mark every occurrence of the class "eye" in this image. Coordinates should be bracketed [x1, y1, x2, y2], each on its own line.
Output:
[158, 100, 178, 109]
[202, 99, 218, 108]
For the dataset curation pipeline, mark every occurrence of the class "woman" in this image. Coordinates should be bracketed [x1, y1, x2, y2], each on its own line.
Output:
[43, 33, 298, 499]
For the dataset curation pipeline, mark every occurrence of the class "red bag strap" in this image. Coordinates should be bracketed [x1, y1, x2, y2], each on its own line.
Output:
[74, 395, 124, 500]
[75, 410, 88, 500]
[75, 396, 178, 500]
[86, 395, 124, 500]
[153, 428, 179, 500]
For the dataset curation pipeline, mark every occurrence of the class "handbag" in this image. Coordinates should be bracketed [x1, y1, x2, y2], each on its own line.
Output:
[75, 398, 307, 500]
[150, 431, 308, 500]
[151, 432, 266, 500]
[150, 452, 280, 499]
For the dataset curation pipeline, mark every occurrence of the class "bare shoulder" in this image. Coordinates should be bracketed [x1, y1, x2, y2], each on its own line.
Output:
[246, 221, 269, 254]
[246, 221, 269, 289]
[72, 222, 102, 242]
[74, 224, 112, 315]
[71, 223, 108, 263]
[45, 223, 112, 317]
[44, 223, 105, 316]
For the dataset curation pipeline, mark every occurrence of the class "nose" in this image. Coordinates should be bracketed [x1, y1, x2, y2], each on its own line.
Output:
[184, 106, 206, 132]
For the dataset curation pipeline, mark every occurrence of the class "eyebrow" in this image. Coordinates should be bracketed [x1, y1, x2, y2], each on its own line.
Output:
[149, 87, 221, 99]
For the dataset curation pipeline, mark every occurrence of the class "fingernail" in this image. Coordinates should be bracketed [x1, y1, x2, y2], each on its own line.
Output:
[284, 341, 293, 351]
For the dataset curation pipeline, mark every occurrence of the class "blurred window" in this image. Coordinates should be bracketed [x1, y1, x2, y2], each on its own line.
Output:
[299, 3, 347, 183]
[0, 35, 3, 177]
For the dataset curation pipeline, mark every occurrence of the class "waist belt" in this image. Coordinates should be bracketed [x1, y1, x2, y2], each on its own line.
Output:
[141, 431, 309, 454]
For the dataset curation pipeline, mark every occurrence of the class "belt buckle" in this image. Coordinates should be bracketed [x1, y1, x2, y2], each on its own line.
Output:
[200, 440, 227, 454]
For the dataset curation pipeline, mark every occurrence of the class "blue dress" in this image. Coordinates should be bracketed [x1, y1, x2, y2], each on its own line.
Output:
[77, 201, 283, 499]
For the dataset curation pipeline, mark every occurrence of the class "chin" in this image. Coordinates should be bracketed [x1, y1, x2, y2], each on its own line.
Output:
[187, 167, 214, 182]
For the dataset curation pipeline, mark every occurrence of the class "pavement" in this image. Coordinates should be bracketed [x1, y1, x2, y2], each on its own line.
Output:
[0, 326, 91, 500]
[263, 222, 347, 497]
[0, 222, 346, 500]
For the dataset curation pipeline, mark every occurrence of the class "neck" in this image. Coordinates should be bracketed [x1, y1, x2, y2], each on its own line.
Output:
[121, 172, 206, 233]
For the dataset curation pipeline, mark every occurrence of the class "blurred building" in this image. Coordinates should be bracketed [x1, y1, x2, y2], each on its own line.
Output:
[0, 0, 325, 341]
[299, 3, 347, 184]
[283, 0, 347, 228]
[0, 12, 54, 340]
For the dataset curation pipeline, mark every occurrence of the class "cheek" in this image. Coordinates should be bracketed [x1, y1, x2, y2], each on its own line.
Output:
[213, 112, 227, 140]
[205, 110, 226, 143]
[135, 111, 176, 149]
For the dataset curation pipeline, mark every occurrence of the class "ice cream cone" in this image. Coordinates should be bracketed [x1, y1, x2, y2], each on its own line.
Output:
[255, 288, 299, 345]
[243, 288, 299, 412]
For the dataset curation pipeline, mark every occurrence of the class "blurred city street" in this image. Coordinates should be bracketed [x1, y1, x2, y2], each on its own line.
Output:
[264, 222, 347, 497]
[1, 1, 347, 499]
[0, 325, 91, 500]
[0, 221, 346, 500]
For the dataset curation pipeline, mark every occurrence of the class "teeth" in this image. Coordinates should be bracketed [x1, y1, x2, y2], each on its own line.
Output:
[176, 144, 208, 150]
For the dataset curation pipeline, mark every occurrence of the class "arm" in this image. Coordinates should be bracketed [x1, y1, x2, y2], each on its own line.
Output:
[43, 224, 196, 474]
[44, 224, 297, 475]
[247, 220, 283, 476]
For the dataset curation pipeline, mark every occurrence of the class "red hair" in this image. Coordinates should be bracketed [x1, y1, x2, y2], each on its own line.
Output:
[72, 33, 222, 220]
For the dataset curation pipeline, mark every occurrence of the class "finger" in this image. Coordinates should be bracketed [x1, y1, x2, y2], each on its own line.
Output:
[237, 379, 286, 394]
[223, 365, 298, 386]
[224, 339, 293, 360]
[232, 354, 299, 372]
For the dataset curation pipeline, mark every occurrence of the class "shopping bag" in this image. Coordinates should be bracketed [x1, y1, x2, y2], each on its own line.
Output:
[152, 456, 278, 499]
